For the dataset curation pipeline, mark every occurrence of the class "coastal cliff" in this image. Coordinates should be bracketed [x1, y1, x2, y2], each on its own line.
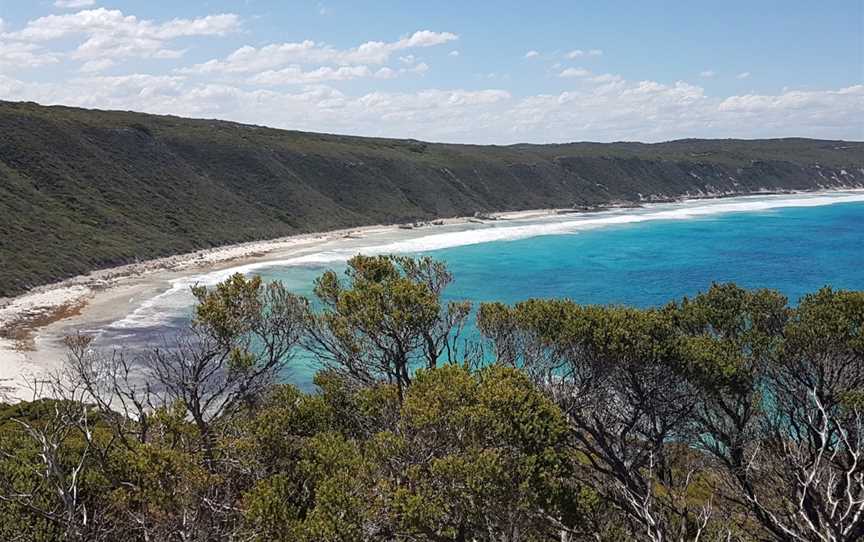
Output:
[1, 100, 862, 297]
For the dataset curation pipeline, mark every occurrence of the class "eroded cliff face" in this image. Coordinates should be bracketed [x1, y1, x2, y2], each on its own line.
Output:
[1, 100, 862, 296]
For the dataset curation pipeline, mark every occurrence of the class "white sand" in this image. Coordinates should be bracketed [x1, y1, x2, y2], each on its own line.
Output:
[0, 212, 552, 400]
[3, 188, 862, 401]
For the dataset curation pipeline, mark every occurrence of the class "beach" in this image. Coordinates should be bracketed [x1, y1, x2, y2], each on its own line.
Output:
[3, 189, 864, 401]
[0, 210, 565, 400]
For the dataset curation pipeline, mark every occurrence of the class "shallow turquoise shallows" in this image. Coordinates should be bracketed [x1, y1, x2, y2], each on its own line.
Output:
[253, 200, 864, 390]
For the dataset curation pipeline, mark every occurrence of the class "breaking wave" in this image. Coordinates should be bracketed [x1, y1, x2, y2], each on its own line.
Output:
[105, 190, 864, 331]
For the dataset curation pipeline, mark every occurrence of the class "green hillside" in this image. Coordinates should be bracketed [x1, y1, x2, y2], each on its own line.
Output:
[1, 100, 862, 297]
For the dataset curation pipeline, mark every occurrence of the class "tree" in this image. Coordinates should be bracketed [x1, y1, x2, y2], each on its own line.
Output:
[106, 405, 219, 542]
[722, 288, 862, 541]
[241, 365, 577, 541]
[672, 284, 790, 540]
[3, 273, 863, 541]
[479, 299, 714, 541]
[305, 255, 471, 401]
[0, 379, 113, 542]
[145, 273, 307, 459]
[235, 383, 338, 540]
[383, 364, 576, 541]
[63, 335, 156, 450]
[54, 274, 309, 540]
[673, 286, 864, 541]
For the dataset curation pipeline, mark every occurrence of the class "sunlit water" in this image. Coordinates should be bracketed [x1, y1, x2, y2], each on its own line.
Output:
[94, 191, 864, 391]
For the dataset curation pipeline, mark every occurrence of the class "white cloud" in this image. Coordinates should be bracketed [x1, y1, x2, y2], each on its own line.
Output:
[402, 30, 455, 48]
[249, 65, 373, 86]
[4, 8, 239, 62]
[559, 67, 591, 78]
[317, 3, 332, 16]
[6, 9, 239, 42]
[1, 68, 861, 143]
[737, 71, 751, 79]
[79, 58, 114, 72]
[566, 49, 602, 58]
[358, 89, 510, 113]
[74, 35, 185, 61]
[0, 7, 859, 144]
[60, 73, 187, 103]
[54, 0, 97, 8]
[154, 14, 238, 39]
[700, 70, 716, 78]
[589, 73, 622, 84]
[719, 86, 863, 114]
[235, 59, 430, 87]
[405, 62, 429, 75]
[375, 67, 397, 79]
[0, 42, 60, 71]
[183, 30, 456, 75]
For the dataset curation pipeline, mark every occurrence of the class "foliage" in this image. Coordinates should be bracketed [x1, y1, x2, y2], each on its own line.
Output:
[1, 258, 863, 541]
[306, 255, 471, 400]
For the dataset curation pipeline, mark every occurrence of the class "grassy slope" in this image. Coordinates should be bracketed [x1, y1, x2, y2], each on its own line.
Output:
[1, 100, 862, 297]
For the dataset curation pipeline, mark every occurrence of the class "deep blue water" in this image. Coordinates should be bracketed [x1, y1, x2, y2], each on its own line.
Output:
[252, 200, 864, 389]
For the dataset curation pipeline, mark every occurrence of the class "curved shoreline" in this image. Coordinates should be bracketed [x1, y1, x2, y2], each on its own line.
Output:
[2, 188, 864, 400]
[0, 213, 551, 399]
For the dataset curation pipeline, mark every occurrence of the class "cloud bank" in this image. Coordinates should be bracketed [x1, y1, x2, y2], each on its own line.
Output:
[0, 7, 860, 144]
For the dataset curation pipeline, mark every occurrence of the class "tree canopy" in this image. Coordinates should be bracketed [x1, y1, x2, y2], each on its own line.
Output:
[1, 259, 862, 541]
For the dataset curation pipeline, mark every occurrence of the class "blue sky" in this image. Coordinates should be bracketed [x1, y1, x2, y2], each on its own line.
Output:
[0, 0, 861, 143]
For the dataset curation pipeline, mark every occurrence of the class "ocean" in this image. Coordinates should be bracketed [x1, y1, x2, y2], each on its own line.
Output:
[97, 191, 864, 390]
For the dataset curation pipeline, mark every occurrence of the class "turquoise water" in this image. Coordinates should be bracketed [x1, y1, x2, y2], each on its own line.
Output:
[96, 195, 864, 391]
[252, 200, 864, 389]
[259, 201, 864, 307]
[435, 202, 864, 307]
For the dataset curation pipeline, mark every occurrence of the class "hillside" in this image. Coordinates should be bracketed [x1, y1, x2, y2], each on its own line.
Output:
[1, 99, 862, 298]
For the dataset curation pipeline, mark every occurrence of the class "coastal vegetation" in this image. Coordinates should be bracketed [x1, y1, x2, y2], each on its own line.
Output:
[2, 100, 863, 297]
[1, 256, 861, 541]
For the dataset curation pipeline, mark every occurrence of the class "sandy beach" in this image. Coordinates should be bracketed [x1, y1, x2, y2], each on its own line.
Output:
[0, 209, 567, 400]
[3, 188, 863, 401]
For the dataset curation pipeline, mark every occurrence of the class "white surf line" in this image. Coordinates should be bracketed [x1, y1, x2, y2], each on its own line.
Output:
[105, 190, 864, 331]
[192, 189, 864, 277]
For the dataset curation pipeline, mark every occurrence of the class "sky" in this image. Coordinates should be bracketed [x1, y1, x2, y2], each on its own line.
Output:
[0, 0, 861, 143]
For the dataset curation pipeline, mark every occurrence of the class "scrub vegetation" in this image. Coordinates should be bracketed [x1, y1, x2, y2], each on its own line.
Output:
[1, 256, 861, 541]
[2, 100, 863, 297]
